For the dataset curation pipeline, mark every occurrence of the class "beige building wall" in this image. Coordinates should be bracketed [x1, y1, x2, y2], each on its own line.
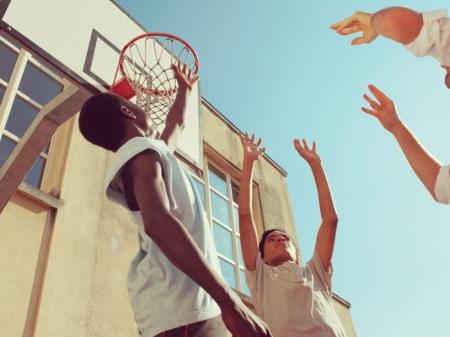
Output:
[0, 99, 356, 337]
[0, 193, 48, 337]
[333, 297, 357, 337]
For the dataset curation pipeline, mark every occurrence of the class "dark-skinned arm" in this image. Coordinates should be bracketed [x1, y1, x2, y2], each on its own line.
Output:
[126, 150, 272, 337]
[160, 63, 198, 151]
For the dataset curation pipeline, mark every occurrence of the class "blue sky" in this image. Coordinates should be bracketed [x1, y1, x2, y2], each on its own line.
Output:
[117, 1, 450, 336]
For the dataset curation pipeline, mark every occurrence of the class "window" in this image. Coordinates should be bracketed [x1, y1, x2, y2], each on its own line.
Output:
[191, 162, 251, 296]
[0, 35, 64, 188]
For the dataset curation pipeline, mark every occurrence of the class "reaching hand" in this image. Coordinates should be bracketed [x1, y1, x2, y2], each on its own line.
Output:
[330, 11, 379, 45]
[240, 133, 265, 162]
[221, 293, 273, 337]
[172, 61, 199, 91]
[294, 138, 321, 166]
[362, 84, 402, 132]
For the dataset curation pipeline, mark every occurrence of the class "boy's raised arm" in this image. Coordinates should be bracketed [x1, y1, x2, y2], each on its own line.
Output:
[294, 139, 338, 271]
[238, 133, 265, 271]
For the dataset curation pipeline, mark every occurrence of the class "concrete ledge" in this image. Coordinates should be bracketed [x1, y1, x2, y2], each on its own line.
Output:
[332, 292, 351, 308]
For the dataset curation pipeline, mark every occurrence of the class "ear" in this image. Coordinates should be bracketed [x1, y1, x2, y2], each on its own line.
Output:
[119, 106, 137, 120]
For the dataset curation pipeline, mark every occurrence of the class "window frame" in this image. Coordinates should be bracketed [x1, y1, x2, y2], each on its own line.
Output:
[0, 34, 65, 189]
[190, 156, 250, 295]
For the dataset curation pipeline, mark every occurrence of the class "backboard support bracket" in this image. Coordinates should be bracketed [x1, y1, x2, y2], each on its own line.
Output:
[0, 84, 91, 214]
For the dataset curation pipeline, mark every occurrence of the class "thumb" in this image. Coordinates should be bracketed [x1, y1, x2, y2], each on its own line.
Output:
[351, 36, 367, 45]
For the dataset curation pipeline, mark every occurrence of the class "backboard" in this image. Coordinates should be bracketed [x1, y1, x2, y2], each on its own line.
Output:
[0, 0, 202, 168]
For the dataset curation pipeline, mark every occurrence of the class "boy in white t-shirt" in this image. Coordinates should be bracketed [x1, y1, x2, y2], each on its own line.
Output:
[237, 133, 348, 337]
[331, 7, 450, 204]
[78, 64, 272, 337]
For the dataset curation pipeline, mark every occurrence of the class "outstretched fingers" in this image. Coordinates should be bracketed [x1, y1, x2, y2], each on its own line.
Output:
[351, 36, 367, 45]
[329, 20, 343, 30]
[241, 132, 264, 149]
[368, 84, 390, 104]
[172, 61, 198, 90]
[361, 106, 379, 118]
[363, 93, 381, 111]
[361, 85, 391, 119]
[239, 132, 245, 145]
[338, 24, 362, 36]
[293, 138, 310, 154]
[294, 138, 321, 164]
[293, 138, 302, 151]
[330, 17, 353, 32]
[302, 139, 310, 151]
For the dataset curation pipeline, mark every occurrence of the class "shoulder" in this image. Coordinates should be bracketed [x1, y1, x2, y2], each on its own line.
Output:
[124, 149, 163, 178]
[405, 9, 450, 63]
[306, 251, 333, 292]
[104, 137, 168, 197]
[107, 137, 166, 174]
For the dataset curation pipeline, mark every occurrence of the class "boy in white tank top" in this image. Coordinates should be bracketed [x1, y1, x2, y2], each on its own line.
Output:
[78, 64, 272, 337]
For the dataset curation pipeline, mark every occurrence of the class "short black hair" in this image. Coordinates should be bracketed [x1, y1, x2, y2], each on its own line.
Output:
[78, 92, 127, 152]
[258, 228, 290, 258]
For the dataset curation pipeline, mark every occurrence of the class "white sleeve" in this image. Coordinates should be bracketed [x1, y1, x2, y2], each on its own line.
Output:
[104, 137, 177, 210]
[307, 251, 333, 295]
[434, 165, 450, 204]
[244, 252, 263, 294]
[405, 9, 450, 66]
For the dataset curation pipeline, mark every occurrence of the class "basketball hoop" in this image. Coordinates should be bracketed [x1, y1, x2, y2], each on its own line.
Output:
[110, 32, 199, 126]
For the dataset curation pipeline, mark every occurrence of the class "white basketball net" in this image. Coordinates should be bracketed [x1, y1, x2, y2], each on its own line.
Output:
[121, 35, 198, 126]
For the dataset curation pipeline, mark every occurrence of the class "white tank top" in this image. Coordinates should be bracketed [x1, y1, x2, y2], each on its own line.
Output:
[105, 137, 221, 337]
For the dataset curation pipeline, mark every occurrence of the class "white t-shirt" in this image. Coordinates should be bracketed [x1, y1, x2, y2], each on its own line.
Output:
[435, 165, 450, 204]
[104, 137, 221, 337]
[405, 9, 450, 66]
[245, 252, 347, 337]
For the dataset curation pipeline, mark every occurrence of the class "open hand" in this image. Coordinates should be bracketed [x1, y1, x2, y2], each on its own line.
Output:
[362, 84, 402, 132]
[240, 133, 265, 162]
[330, 11, 378, 45]
[172, 61, 199, 91]
[294, 138, 321, 166]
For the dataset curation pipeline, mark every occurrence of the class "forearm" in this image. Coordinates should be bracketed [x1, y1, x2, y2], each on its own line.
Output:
[310, 162, 338, 224]
[239, 158, 255, 216]
[166, 89, 189, 127]
[391, 121, 442, 199]
[145, 211, 235, 309]
[371, 7, 423, 45]
[238, 157, 259, 268]
[160, 89, 189, 149]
